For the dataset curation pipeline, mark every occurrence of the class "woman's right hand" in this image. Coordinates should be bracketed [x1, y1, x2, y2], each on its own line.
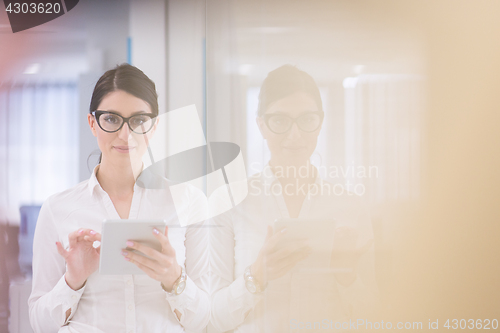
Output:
[56, 228, 101, 290]
[250, 226, 311, 288]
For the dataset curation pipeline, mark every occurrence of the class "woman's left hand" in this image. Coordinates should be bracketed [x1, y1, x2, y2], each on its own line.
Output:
[121, 226, 182, 291]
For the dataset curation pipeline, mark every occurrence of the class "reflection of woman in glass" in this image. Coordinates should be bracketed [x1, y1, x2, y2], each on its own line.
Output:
[29, 64, 210, 332]
[210, 65, 377, 332]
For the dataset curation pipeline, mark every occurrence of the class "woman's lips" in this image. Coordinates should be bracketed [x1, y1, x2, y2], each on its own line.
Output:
[283, 146, 306, 150]
[113, 146, 136, 153]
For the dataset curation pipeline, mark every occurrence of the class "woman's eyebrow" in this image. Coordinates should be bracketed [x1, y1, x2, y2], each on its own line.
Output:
[100, 110, 149, 115]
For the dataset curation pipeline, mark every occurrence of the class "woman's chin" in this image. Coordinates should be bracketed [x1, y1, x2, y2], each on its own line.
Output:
[284, 147, 311, 156]
[274, 152, 312, 166]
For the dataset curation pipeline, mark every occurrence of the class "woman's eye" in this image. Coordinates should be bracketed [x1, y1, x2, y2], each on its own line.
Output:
[271, 116, 289, 125]
[102, 115, 120, 124]
[299, 115, 317, 124]
[130, 116, 149, 126]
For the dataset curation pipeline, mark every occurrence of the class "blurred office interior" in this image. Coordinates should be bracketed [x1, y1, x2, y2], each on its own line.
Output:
[1, 0, 499, 332]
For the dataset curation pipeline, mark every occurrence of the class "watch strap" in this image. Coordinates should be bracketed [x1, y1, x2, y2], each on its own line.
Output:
[244, 265, 265, 294]
[161, 266, 186, 296]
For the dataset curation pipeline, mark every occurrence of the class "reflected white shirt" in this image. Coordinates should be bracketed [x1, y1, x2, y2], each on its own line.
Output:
[29, 166, 210, 333]
[209, 166, 378, 333]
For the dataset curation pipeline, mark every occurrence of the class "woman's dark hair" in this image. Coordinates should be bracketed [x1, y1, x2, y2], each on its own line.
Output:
[88, 64, 158, 166]
[89, 63, 159, 116]
[257, 65, 323, 116]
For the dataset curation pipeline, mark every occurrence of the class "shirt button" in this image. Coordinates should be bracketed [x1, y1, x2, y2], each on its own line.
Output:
[128, 304, 133, 310]
[127, 280, 133, 286]
[71, 295, 77, 300]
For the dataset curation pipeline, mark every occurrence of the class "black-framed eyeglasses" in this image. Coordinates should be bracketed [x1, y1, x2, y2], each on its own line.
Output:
[263, 112, 324, 134]
[91, 110, 156, 134]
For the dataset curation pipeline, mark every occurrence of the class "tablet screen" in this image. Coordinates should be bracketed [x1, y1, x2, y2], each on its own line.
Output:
[99, 219, 167, 275]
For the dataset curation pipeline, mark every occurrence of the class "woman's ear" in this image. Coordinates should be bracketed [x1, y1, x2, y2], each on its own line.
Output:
[88, 113, 98, 137]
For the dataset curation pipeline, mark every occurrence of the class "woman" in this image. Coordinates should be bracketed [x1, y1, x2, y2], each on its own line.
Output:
[210, 65, 377, 332]
[28, 64, 210, 333]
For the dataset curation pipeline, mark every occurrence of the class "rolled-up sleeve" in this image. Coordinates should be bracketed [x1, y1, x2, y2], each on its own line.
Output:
[165, 275, 209, 331]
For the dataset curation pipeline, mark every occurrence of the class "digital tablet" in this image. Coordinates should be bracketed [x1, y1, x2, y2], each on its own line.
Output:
[99, 219, 168, 275]
[273, 218, 337, 269]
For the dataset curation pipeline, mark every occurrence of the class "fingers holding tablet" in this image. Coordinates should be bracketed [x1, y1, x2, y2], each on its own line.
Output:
[121, 241, 166, 273]
[266, 239, 311, 262]
[153, 226, 176, 257]
[120, 226, 182, 290]
[123, 239, 163, 262]
[262, 226, 284, 252]
[251, 226, 312, 286]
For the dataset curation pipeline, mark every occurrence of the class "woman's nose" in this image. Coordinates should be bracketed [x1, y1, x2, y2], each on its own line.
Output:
[117, 122, 132, 140]
[286, 122, 302, 139]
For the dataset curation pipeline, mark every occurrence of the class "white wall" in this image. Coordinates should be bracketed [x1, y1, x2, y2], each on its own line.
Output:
[167, 0, 205, 123]
[77, 0, 130, 181]
[129, 0, 168, 114]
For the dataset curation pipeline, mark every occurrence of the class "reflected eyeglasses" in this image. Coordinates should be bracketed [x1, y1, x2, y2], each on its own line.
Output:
[263, 112, 324, 134]
[91, 111, 156, 134]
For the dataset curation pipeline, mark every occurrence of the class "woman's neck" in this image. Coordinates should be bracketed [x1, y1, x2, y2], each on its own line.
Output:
[96, 159, 142, 198]
[269, 159, 318, 218]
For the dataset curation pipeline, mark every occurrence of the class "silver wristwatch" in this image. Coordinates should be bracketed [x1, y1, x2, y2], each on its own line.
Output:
[162, 266, 187, 296]
[244, 265, 265, 294]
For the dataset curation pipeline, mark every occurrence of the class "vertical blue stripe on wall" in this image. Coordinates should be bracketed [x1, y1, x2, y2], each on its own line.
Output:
[127, 37, 132, 64]
[202, 37, 207, 139]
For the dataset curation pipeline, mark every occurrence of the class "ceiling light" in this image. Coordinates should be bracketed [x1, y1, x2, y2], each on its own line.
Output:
[238, 64, 254, 76]
[24, 63, 41, 75]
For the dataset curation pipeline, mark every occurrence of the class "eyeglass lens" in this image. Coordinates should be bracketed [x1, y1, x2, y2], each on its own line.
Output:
[97, 113, 154, 134]
[267, 113, 322, 134]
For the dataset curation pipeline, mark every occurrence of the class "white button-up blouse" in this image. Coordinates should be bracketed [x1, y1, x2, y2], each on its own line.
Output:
[28, 166, 210, 333]
[209, 167, 378, 333]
